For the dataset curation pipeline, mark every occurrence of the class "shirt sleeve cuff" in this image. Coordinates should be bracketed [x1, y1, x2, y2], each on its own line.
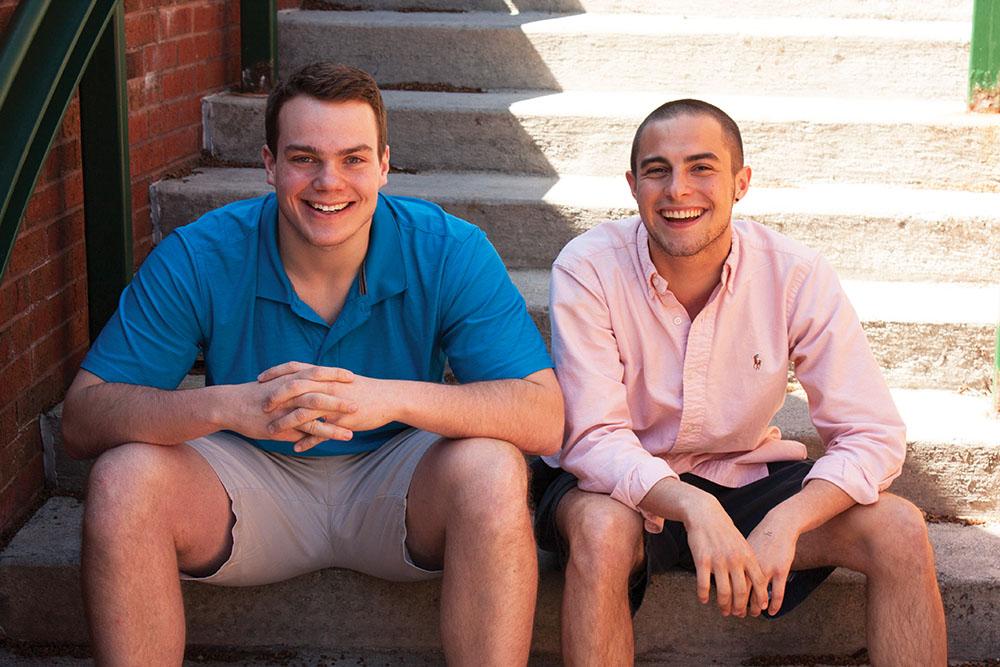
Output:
[610, 456, 679, 534]
[803, 455, 889, 505]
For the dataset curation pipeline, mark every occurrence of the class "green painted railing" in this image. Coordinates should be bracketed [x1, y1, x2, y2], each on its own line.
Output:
[240, 0, 277, 92]
[0, 0, 132, 341]
[970, 0, 1000, 107]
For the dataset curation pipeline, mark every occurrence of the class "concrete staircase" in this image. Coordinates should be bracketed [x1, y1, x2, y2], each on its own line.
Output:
[3, 1, 1000, 664]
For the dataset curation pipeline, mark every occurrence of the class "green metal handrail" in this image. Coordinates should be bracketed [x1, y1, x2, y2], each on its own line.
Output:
[970, 0, 1000, 106]
[0, 0, 132, 341]
[240, 0, 277, 92]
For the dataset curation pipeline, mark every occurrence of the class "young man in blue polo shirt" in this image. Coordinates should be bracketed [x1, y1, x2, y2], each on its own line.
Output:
[61, 62, 563, 665]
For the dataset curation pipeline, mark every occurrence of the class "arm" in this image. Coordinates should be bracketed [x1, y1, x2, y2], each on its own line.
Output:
[746, 255, 905, 613]
[258, 364, 563, 455]
[60, 368, 356, 460]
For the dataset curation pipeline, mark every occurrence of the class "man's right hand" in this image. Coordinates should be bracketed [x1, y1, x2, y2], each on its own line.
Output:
[218, 377, 356, 443]
[640, 478, 770, 618]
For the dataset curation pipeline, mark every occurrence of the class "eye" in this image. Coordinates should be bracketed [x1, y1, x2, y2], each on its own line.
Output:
[645, 166, 668, 176]
[692, 164, 714, 173]
[290, 155, 315, 164]
[345, 155, 365, 166]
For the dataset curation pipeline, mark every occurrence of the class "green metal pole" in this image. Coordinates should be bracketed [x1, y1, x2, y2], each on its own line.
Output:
[969, 0, 1000, 109]
[79, 2, 132, 342]
[240, 0, 277, 92]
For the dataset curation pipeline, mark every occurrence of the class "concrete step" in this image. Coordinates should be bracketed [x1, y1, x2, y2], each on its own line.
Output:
[41, 376, 1000, 520]
[311, 0, 972, 22]
[278, 10, 970, 100]
[511, 269, 998, 394]
[2, 497, 997, 660]
[203, 91, 1000, 191]
[153, 168, 1000, 283]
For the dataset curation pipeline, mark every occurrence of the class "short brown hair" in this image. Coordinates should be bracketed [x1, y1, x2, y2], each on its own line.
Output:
[265, 62, 388, 159]
[630, 99, 744, 175]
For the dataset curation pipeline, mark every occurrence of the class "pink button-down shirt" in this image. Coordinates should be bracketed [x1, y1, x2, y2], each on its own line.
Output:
[546, 216, 905, 533]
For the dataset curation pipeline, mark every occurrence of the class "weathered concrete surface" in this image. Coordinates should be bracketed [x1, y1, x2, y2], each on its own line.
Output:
[39, 378, 1000, 520]
[203, 91, 1000, 191]
[2, 498, 998, 660]
[303, 0, 972, 21]
[278, 11, 970, 100]
[151, 169, 1000, 284]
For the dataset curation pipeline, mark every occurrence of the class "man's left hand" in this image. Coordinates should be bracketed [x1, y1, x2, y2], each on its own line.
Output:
[746, 514, 798, 616]
[258, 361, 399, 452]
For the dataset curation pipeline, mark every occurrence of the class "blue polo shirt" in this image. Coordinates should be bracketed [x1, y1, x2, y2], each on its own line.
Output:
[82, 192, 552, 456]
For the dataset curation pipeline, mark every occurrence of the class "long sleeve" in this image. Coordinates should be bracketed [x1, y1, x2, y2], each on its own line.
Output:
[551, 262, 678, 532]
[788, 255, 906, 504]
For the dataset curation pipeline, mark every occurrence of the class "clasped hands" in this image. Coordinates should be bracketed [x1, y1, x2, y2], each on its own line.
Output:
[234, 361, 396, 453]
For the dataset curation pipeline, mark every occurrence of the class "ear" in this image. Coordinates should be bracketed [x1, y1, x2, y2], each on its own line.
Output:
[379, 145, 390, 188]
[734, 165, 751, 201]
[262, 145, 277, 187]
[625, 170, 638, 200]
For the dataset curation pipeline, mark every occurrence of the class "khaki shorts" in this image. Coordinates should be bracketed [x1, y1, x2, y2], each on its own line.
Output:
[180, 428, 445, 586]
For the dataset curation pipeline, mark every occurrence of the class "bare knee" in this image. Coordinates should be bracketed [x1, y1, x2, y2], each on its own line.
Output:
[436, 438, 530, 524]
[562, 493, 644, 584]
[85, 443, 179, 537]
[860, 495, 933, 577]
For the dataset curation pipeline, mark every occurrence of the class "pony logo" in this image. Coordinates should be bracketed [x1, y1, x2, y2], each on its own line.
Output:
[753, 353, 761, 370]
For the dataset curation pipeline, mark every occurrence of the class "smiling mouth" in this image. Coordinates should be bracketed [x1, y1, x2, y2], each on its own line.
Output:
[307, 201, 351, 213]
[659, 207, 706, 224]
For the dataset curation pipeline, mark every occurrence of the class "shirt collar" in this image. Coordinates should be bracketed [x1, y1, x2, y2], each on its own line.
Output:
[633, 216, 742, 299]
[256, 192, 407, 305]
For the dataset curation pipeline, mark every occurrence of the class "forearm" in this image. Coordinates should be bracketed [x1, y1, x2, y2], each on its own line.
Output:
[762, 478, 855, 538]
[386, 372, 564, 455]
[61, 378, 228, 459]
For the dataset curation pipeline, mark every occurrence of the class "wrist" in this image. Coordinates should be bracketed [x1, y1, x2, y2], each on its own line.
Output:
[201, 384, 233, 432]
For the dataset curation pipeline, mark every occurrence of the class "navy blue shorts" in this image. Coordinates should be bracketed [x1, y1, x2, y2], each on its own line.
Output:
[530, 459, 835, 618]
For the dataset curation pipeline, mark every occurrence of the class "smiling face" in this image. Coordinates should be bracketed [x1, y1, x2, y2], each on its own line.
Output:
[626, 112, 750, 270]
[262, 95, 389, 255]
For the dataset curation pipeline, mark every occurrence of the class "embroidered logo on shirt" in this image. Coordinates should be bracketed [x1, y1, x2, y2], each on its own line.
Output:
[753, 353, 761, 370]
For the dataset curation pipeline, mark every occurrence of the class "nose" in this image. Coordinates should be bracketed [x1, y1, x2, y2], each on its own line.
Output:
[312, 162, 342, 190]
[665, 170, 690, 199]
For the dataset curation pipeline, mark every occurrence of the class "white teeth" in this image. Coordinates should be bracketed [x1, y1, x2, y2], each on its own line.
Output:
[661, 209, 704, 219]
[310, 201, 349, 212]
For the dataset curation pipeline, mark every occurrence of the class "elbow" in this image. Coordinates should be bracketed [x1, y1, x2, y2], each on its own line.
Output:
[530, 392, 565, 457]
[59, 396, 93, 460]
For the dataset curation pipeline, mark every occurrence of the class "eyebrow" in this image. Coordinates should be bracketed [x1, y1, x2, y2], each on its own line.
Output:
[639, 152, 721, 169]
[283, 143, 374, 156]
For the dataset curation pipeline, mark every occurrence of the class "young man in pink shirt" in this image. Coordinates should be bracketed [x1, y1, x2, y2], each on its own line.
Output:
[531, 99, 947, 666]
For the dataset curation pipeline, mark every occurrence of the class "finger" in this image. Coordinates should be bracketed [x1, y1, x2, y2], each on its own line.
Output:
[267, 397, 357, 432]
[768, 570, 788, 616]
[257, 360, 311, 382]
[262, 379, 328, 412]
[714, 565, 733, 616]
[293, 425, 352, 453]
[695, 559, 712, 605]
[730, 566, 750, 618]
[749, 567, 770, 616]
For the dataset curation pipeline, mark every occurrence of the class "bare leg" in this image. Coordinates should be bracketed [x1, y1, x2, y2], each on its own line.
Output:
[556, 489, 645, 667]
[82, 443, 233, 666]
[405, 437, 537, 666]
[792, 493, 947, 667]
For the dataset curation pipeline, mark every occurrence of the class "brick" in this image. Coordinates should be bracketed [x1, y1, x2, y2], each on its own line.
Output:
[0, 275, 31, 326]
[5, 226, 47, 277]
[195, 58, 228, 90]
[159, 5, 193, 40]
[0, 403, 16, 443]
[1, 427, 43, 486]
[144, 41, 178, 72]
[161, 65, 198, 101]
[193, 3, 227, 33]
[0, 353, 31, 412]
[27, 243, 84, 304]
[125, 11, 158, 50]
[23, 176, 85, 230]
[0, 457, 44, 537]
[131, 177, 151, 212]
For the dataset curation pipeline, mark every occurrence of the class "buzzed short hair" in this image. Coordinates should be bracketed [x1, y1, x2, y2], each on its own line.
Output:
[630, 99, 744, 175]
[265, 62, 387, 159]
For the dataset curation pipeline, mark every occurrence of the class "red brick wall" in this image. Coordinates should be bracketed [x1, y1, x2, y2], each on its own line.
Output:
[0, 0, 297, 539]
